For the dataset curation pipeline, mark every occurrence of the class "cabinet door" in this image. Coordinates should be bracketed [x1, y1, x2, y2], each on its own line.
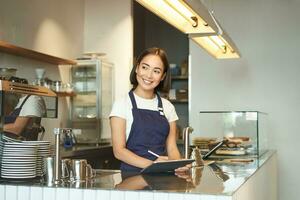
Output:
[71, 61, 101, 144]
[99, 63, 114, 139]
[72, 63, 98, 119]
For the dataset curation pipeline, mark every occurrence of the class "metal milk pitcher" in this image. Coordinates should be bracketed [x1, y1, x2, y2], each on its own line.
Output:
[71, 159, 87, 181]
[61, 159, 72, 180]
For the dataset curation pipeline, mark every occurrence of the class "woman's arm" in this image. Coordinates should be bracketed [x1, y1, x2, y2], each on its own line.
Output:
[4, 117, 31, 135]
[110, 116, 154, 168]
[166, 121, 182, 160]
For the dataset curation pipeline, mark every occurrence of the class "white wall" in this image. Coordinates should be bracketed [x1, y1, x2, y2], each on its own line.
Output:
[190, 0, 300, 200]
[0, 0, 85, 142]
[84, 0, 133, 100]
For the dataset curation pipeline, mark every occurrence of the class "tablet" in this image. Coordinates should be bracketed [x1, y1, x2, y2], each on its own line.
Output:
[140, 159, 194, 174]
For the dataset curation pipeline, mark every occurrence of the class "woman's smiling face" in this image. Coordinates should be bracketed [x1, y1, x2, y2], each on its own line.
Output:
[135, 54, 166, 93]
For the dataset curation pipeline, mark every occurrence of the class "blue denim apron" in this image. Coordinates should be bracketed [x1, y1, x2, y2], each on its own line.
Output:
[120, 90, 170, 171]
[5, 95, 31, 124]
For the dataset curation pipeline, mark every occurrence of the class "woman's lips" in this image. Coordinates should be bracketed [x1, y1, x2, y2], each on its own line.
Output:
[142, 78, 153, 85]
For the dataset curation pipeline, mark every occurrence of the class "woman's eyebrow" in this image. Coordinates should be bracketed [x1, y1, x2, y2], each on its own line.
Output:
[140, 62, 150, 67]
[153, 67, 162, 71]
[141, 62, 162, 70]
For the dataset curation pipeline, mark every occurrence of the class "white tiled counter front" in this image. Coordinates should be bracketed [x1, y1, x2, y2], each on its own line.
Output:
[0, 151, 277, 200]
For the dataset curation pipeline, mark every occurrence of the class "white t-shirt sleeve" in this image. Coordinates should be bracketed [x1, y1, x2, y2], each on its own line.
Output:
[19, 95, 46, 117]
[109, 96, 128, 119]
[162, 98, 179, 122]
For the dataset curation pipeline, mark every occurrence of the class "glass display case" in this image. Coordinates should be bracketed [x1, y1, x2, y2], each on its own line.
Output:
[194, 111, 268, 157]
[70, 59, 114, 144]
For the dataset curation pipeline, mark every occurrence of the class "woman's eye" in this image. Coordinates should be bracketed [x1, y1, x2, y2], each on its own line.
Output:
[154, 70, 161, 74]
[141, 65, 148, 70]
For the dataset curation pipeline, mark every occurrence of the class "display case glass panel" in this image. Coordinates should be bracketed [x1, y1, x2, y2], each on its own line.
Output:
[195, 111, 268, 157]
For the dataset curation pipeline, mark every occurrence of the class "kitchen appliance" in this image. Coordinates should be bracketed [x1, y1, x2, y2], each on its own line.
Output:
[70, 58, 114, 144]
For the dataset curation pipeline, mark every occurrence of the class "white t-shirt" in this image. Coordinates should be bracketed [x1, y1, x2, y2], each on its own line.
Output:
[16, 95, 46, 117]
[109, 92, 178, 140]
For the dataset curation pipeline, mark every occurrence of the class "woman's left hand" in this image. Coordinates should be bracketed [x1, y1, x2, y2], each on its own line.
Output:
[174, 165, 192, 182]
[174, 163, 192, 173]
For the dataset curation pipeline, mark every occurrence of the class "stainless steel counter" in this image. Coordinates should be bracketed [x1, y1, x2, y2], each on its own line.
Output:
[0, 150, 276, 197]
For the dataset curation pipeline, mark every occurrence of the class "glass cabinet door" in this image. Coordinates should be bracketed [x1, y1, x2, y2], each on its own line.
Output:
[100, 63, 114, 139]
[72, 64, 97, 119]
[70, 59, 114, 144]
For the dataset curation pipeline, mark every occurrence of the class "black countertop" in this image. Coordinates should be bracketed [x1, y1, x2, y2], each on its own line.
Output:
[0, 150, 276, 196]
[60, 143, 113, 158]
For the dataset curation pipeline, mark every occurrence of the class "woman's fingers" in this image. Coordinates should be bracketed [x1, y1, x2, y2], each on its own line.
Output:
[155, 156, 169, 162]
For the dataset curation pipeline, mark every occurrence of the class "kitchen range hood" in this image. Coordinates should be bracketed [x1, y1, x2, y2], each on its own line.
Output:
[135, 0, 240, 59]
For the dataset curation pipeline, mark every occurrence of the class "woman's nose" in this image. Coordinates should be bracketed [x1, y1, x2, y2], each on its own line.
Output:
[145, 70, 153, 78]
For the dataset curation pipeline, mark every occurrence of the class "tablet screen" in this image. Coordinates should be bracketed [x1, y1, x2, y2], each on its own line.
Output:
[140, 159, 194, 174]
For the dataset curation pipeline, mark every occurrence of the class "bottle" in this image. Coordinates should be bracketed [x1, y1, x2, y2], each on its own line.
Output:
[63, 129, 73, 148]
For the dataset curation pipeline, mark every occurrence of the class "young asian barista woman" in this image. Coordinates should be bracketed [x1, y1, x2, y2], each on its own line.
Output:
[110, 47, 190, 172]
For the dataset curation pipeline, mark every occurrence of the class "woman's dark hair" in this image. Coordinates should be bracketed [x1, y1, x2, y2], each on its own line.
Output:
[130, 47, 171, 93]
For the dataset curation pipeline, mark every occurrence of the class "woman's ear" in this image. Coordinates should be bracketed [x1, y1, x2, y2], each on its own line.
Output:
[135, 64, 139, 74]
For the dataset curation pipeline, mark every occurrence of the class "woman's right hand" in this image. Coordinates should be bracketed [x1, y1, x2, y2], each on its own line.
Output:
[155, 156, 168, 162]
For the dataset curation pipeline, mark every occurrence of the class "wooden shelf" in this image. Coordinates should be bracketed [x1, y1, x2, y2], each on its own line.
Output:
[0, 40, 76, 65]
[56, 91, 77, 97]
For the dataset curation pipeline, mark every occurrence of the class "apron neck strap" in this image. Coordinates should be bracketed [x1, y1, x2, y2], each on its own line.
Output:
[20, 95, 31, 109]
[129, 90, 138, 109]
[129, 90, 164, 111]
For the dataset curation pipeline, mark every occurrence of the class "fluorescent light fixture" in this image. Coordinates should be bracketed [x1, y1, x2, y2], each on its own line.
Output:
[135, 0, 219, 34]
[190, 13, 241, 59]
[135, 0, 240, 59]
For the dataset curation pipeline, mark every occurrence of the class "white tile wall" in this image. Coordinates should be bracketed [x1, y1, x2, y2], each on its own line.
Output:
[83, 189, 97, 200]
[69, 188, 84, 200]
[5, 185, 17, 200]
[124, 191, 139, 200]
[153, 192, 168, 200]
[56, 188, 69, 200]
[110, 190, 124, 200]
[96, 189, 110, 200]
[30, 186, 43, 200]
[17, 186, 30, 200]
[0, 185, 5, 200]
[0, 185, 232, 200]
